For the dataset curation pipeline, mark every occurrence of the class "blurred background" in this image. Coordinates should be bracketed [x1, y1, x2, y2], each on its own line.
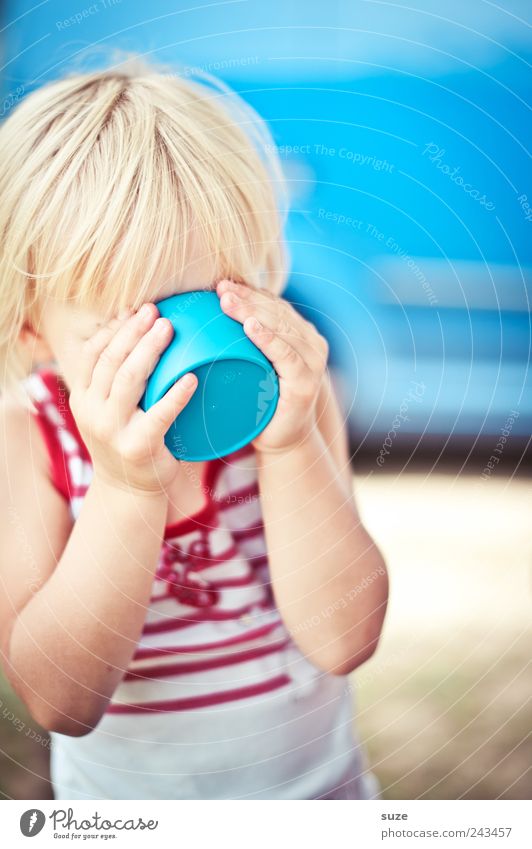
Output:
[0, 0, 530, 799]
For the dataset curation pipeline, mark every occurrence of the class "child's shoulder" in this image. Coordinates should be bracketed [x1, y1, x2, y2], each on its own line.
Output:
[0, 383, 72, 658]
[0, 386, 72, 554]
[0, 388, 49, 477]
[0, 367, 73, 504]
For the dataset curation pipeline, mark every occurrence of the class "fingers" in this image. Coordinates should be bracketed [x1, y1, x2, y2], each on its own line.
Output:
[89, 303, 160, 398]
[218, 279, 328, 370]
[107, 318, 179, 421]
[242, 315, 314, 387]
[140, 373, 198, 444]
[77, 311, 134, 390]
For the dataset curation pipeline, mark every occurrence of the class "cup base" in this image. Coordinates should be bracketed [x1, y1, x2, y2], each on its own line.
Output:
[164, 357, 278, 461]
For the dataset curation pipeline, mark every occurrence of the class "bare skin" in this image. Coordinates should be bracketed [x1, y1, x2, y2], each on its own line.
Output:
[0, 263, 388, 737]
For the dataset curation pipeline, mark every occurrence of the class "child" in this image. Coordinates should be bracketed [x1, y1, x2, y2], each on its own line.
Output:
[0, 54, 388, 800]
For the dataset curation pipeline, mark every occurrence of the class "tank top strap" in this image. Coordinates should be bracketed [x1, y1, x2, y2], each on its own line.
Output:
[24, 365, 91, 503]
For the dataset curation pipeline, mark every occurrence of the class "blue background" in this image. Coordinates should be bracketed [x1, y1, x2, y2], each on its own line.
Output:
[2, 0, 530, 455]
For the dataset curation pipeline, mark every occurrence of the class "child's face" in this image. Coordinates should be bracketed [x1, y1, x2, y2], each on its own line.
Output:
[26, 247, 220, 391]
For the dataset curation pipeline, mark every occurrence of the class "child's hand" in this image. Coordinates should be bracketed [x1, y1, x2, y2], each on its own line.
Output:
[216, 279, 329, 455]
[68, 303, 198, 494]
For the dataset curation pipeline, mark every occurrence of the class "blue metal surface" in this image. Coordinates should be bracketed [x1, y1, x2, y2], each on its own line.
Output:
[2, 0, 530, 450]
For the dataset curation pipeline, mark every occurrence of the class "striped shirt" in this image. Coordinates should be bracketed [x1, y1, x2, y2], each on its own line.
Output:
[24, 365, 379, 800]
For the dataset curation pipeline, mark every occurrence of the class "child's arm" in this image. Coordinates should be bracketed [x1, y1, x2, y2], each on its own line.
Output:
[0, 403, 168, 736]
[256, 387, 388, 676]
[0, 304, 198, 736]
[217, 278, 388, 675]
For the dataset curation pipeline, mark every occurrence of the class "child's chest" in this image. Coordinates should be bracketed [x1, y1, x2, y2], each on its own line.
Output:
[164, 459, 210, 526]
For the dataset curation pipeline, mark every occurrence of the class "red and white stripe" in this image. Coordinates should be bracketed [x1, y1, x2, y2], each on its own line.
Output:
[26, 366, 376, 801]
[25, 366, 313, 714]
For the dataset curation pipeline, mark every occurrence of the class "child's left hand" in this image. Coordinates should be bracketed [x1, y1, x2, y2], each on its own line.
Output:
[216, 278, 329, 455]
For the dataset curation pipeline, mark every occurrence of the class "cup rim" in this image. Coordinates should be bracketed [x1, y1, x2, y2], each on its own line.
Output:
[149, 353, 277, 404]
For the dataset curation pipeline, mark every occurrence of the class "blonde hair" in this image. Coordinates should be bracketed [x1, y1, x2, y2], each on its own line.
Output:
[0, 51, 290, 408]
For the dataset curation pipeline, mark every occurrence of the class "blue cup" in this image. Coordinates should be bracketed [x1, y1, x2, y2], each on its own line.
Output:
[139, 290, 279, 461]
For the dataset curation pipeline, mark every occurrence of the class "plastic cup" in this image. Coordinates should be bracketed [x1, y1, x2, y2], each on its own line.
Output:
[139, 290, 279, 461]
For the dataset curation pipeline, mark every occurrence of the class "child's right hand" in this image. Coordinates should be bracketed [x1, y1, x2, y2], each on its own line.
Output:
[68, 302, 198, 495]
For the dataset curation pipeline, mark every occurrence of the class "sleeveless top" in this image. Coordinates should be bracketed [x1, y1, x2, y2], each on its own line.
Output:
[24, 365, 379, 800]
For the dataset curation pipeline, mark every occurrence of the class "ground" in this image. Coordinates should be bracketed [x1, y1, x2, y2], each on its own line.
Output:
[352, 467, 531, 799]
